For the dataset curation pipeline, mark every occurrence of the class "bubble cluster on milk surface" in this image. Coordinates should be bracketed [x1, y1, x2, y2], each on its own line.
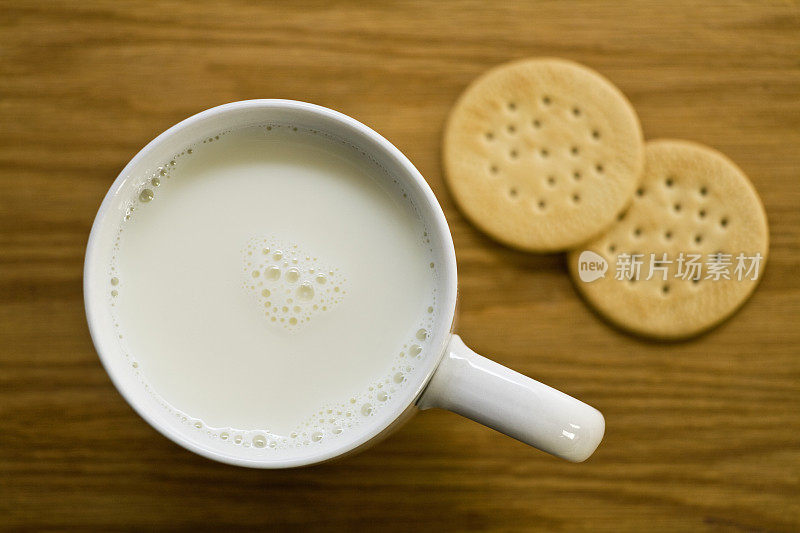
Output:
[242, 237, 346, 331]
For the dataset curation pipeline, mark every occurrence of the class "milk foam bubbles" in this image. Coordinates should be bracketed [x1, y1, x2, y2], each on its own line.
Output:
[106, 123, 439, 455]
[242, 238, 346, 331]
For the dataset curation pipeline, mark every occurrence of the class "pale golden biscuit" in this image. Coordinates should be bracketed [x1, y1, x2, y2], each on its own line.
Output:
[443, 58, 644, 252]
[569, 140, 769, 340]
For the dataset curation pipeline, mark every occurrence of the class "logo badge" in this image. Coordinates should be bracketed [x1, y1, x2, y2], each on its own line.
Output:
[577, 250, 608, 282]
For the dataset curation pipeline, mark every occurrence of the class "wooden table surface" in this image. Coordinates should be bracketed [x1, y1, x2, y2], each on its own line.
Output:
[2, 1, 799, 531]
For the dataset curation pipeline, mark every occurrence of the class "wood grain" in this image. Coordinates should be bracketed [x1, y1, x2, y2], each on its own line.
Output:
[1, 1, 799, 531]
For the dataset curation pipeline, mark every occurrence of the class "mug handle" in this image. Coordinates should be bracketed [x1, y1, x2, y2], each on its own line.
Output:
[417, 335, 605, 462]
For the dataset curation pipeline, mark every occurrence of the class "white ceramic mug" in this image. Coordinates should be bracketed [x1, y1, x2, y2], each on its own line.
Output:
[84, 100, 605, 468]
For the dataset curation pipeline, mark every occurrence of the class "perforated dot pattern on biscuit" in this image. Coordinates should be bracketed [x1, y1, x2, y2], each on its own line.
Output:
[481, 98, 607, 212]
[596, 171, 732, 298]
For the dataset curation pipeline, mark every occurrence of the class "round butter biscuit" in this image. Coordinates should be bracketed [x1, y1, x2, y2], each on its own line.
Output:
[569, 140, 768, 340]
[443, 58, 644, 251]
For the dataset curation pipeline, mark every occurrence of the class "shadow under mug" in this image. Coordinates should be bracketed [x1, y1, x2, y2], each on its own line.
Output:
[84, 100, 605, 468]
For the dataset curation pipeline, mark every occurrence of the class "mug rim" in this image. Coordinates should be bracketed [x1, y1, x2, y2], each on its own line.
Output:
[83, 99, 458, 468]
